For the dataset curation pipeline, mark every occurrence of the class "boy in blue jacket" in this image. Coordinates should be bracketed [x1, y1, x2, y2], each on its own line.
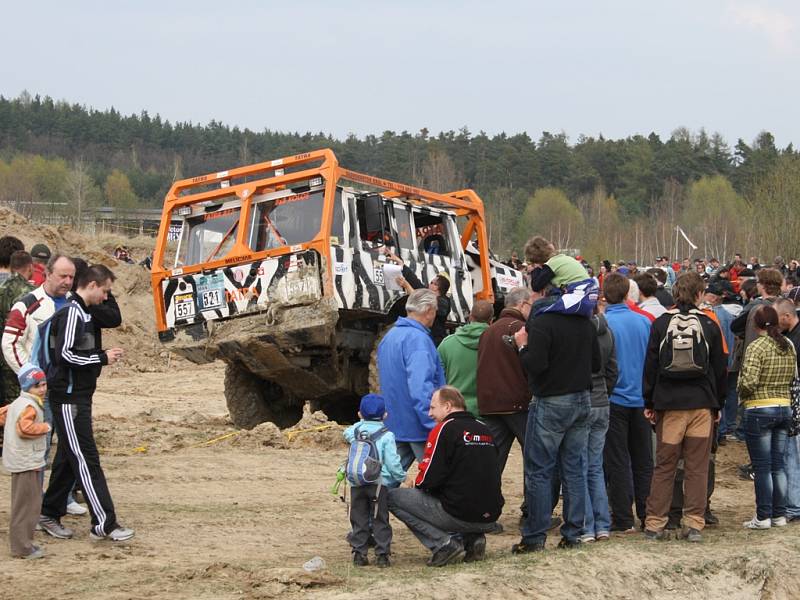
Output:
[343, 394, 405, 567]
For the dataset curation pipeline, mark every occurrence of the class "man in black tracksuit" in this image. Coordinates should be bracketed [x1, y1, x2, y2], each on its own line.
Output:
[39, 265, 133, 542]
[388, 386, 504, 567]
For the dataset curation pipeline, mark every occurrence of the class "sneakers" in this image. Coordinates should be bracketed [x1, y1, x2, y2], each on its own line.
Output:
[679, 527, 703, 543]
[644, 529, 671, 541]
[38, 517, 74, 539]
[704, 511, 719, 526]
[89, 526, 135, 541]
[375, 554, 390, 568]
[579, 533, 596, 544]
[352, 552, 369, 567]
[511, 540, 545, 554]
[427, 538, 465, 567]
[14, 545, 44, 560]
[66, 501, 88, 516]
[463, 534, 486, 563]
[772, 516, 788, 527]
[595, 531, 610, 542]
[743, 516, 771, 530]
[557, 537, 581, 549]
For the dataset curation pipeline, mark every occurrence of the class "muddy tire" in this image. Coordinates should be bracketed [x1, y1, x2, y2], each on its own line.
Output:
[224, 362, 301, 429]
[368, 325, 392, 394]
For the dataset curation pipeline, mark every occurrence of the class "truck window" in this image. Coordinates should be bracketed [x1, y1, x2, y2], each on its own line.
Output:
[248, 190, 324, 251]
[412, 211, 451, 257]
[331, 190, 345, 245]
[393, 205, 415, 252]
[174, 205, 241, 267]
[356, 194, 394, 248]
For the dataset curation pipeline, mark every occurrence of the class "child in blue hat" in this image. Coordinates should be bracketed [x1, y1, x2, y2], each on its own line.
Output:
[343, 393, 405, 567]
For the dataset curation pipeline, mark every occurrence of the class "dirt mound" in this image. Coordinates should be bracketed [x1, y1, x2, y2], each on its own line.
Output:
[229, 404, 347, 451]
[0, 207, 180, 372]
[283, 403, 347, 450]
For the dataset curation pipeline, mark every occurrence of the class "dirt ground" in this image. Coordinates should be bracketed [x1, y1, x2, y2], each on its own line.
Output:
[0, 363, 798, 600]
[1, 212, 799, 598]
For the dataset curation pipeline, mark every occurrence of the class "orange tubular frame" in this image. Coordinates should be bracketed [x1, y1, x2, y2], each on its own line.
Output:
[151, 149, 494, 332]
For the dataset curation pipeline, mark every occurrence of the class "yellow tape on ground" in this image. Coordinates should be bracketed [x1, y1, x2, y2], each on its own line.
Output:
[285, 424, 333, 442]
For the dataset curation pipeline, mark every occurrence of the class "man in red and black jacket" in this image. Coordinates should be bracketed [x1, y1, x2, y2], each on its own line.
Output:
[388, 386, 503, 567]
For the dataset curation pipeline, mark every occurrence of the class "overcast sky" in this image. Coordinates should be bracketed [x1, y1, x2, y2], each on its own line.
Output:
[3, 0, 798, 148]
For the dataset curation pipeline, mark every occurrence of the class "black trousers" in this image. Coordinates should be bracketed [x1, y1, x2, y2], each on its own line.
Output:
[41, 403, 119, 536]
[605, 403, 653, 529]
[349, 485, 391, 555]
[482, 411, 529, 513]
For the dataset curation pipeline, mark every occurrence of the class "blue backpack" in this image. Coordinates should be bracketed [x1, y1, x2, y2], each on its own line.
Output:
[345, 425, 387, 487]
[31, 303, 77, 379]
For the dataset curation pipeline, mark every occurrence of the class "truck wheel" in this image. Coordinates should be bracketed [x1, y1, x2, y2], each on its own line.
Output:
[368, 325, 391, 394]
[224, 362, 299, 429]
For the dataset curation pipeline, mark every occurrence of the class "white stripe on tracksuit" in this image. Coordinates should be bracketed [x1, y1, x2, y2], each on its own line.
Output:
[61, 404, 107, 536]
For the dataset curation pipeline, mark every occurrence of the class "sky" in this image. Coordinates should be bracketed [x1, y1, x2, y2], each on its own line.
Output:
[2, 0, 799, 148]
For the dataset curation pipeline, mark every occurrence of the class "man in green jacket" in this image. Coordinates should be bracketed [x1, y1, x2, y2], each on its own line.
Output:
[0, 251, 35, 404]
[437, 300, 494, 415]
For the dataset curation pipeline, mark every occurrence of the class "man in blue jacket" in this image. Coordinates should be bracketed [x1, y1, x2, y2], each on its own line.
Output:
[602, 273, 653, 532]
[377, 288, 446, 469]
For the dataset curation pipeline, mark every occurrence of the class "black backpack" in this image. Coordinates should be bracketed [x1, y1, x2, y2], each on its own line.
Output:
[658, 309, 710, 379]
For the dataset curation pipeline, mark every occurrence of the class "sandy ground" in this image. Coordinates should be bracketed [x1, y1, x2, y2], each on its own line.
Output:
[0, 364, 798, 600]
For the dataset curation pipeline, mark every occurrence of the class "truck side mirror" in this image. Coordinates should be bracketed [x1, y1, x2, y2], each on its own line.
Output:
[361, 194, 386, 247]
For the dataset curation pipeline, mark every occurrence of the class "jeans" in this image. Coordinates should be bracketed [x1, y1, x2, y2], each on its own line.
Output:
[582, 406, 611, 537]
[396, 441, 426, 471]
[387, 487, 499, 552]
[744, 406, 791, 520]
[719, 371, 740, 438]
[786, 435, 800, 519]
[521, 391, 591, 545]
[605, 403, 653, 529]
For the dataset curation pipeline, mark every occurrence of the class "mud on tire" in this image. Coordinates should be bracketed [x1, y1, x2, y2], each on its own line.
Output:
[224, 362, 302, 430]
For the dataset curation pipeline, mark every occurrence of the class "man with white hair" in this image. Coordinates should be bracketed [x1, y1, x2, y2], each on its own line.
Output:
[377, 288, 446, 469]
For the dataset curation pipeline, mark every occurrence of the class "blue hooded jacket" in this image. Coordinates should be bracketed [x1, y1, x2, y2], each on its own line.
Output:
[605, 303, 651, 408]
[377, 317, 445, 442]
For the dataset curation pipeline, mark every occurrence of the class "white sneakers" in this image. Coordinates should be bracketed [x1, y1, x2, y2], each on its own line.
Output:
[89, 526, 135, 542]
[743, 515, 789, 529]
[743, 516, 772, 529]
[66, 501, 88, 516]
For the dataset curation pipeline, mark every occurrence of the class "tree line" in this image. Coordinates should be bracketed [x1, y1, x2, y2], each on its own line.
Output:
[0, 91, 798, 263]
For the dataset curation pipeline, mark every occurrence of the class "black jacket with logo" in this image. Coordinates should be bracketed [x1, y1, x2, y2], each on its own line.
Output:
[46, 295, 108, 404]
[415, 411, 504, 522]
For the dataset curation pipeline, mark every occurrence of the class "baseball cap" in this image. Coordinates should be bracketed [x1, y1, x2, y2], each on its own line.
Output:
[30, 243, 51, 260]
[359, 394, 386, 420]
[18, 363, 46, 392]
[705, 282, 725, 296]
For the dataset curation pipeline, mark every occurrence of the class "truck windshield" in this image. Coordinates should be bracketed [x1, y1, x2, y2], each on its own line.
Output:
[248, 190, 324, 251]
[175, 206, 241, 267]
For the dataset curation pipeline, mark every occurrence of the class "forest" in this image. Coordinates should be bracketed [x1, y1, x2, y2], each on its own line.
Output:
[0, 91, 798, 264]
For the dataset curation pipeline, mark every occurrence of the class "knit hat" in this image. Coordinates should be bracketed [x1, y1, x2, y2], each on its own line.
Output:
[359, 394, 386, 421]
[30, 244, 51, 260]
[18, 363, 46, 392]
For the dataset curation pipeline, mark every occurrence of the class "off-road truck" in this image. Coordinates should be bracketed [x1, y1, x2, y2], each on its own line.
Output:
[151, 149, 523, 428]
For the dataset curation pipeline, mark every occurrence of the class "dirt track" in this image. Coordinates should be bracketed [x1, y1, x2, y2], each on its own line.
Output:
[1, 363, 798, 600]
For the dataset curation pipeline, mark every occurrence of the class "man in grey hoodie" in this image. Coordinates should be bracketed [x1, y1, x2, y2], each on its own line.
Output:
[580, 312, 618, 542]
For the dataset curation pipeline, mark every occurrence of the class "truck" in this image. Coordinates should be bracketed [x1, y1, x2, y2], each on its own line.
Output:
[150, 149, 523, 429]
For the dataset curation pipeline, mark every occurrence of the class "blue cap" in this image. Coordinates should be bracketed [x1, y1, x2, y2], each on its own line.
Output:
[18, 363, 46, 392]
[359, 394, 386, 420]
[617, 266, 630, 276]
